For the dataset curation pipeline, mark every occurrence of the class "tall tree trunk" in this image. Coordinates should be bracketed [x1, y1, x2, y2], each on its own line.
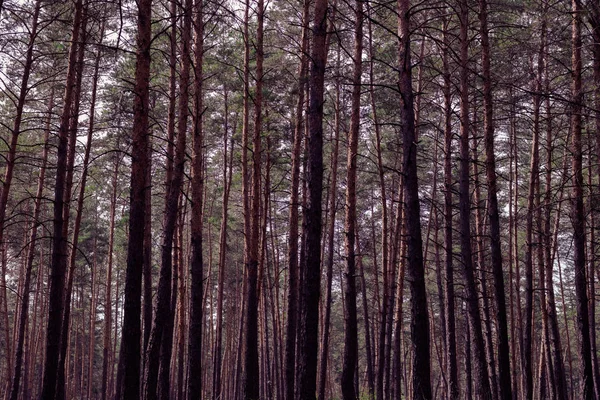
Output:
[357, 230, 375, 399]
[213, 86, 232, 400]
[57, 13, 93, 397]
[296, 0, 328, 396]
[570, 0, 594, 397]
[317, 39, 341, 400]
[589, 1, 600, 397]
[102, 156, 121, 400]
[341, 0, 363, 397]
[9, 74, 48, 400]
[457, 1, 492, 398]
[441, 16, 459, 400]
[478, 0, 512, 398]
[243, 0, 264, 398]
[41, 1, 84, 397]
[114, 0, 152, 397]
[543, 80, 568, 400]
[286, 0, 309, 396]
[145, 0, 191, 397]
[397, 0, 431, 398]
[188, 0, 205, 397]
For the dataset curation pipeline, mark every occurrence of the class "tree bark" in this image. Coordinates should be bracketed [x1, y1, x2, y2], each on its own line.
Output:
[341, 0, 363, 397]
[296, 0, 328, 396]
[188, 0, 205, 397]
[243, 0, 264, 398]
[286, 0, 309, 396]
[41, 1, 84, 397]
[317, 39, 341, 400]
[397, 0, 431, 398]
[114, 0, 152, 397]
[441, 16, 459, 400]
[457, 1, 492, 398]
[9, 69, 47, 400]
[145, 0, 191, 397]
[570, 0, 594, 397]
[477, 0, 512, 398]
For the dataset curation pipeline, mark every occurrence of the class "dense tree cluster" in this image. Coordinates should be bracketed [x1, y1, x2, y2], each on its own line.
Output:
[0, 0, 599, 399]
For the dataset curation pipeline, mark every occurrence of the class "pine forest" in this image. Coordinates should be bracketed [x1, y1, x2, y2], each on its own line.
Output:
[0, 0, 599, 399]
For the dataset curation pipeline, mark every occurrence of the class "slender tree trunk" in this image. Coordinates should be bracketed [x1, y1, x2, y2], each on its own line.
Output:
[296, 0, 328, 396]
[397, 0, 431, 398]
[317, 41, 341, 400]
[242, 0, 263, 398]
[0, 2, 42, 379]
[101, 155, 120, 400]
[543, 86, 568, 400]
[570, 1, 594, 397]
[188, 0, 205, 397]
[589, 2, 600, 397]
[441, 17, 459, 400]
[41, 1, 84, 397]
[57, 14, 94, 398]
[9, 78, 48, 400]
[144, 0, 190, 397]
[213, 86, 232, 400]
[367, 7, 391, 396]
[114, 0, 152, 397]
[458, 1, 492, 398]
[341, 0, 363, 397]
[286, 0, 309, 396]
[357, 230, 375, 399]
[477, 1, 512, 398]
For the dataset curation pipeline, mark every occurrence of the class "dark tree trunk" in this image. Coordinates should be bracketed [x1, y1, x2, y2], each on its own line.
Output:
[457, 1, 492, 398]
[397, 0, 431, 398]
[188, 0, 205, 397]
[570, 0, 594, 398]
[213, 86, 231, 400]
[114, 0, 152, 397]
[296, 0, 328, 396]
[317, 38, 341, 400]
[9, 64, 47, 400]
[57, 11, 90, 398]
[243, 0, 263, 398]
[441, 17, 459, 400]
[341, 0, 363, 397]
[41, 1, 84, 397]
[286, 0, 309, 396]
[478, 0, 512, 398]
[145, 0, 191, 397]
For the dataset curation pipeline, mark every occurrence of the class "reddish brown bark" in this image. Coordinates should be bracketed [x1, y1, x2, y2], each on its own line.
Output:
[341, 0, 363, 397]
[114, 0, 152, 397]
[570, 0, 594, 397]
[41, 1, 84, 397]
[397, 0, 431, 397]
[296, 0, 328, 396]
[188, 0, 205, 397]
[286, 0, 309, 397]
